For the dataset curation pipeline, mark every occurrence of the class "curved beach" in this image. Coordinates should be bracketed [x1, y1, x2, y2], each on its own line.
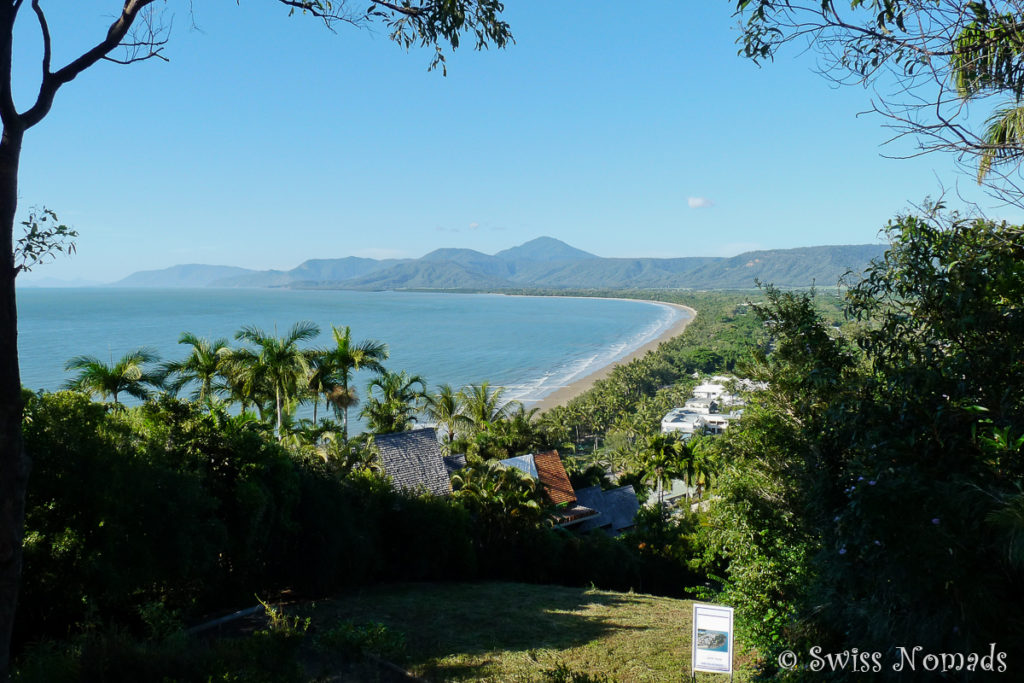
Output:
[532, 300, 697, 412]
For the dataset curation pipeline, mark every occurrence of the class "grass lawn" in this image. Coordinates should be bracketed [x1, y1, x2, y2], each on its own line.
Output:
[300, 581, 757, 682]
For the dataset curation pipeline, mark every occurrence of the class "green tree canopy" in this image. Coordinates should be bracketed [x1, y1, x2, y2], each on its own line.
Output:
[63, 348, 162, 405]
[233, 321, 321, 437]
[161, 333, 231, 403]
[361, 370, 428, 434]
[701, 209, 1024, 663]
[0, 2, 513, 675]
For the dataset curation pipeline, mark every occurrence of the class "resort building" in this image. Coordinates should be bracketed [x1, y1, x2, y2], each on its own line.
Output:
[661, 408, 703, 436]
[683, 397, 717, 415]
[692, 382, 726, 400]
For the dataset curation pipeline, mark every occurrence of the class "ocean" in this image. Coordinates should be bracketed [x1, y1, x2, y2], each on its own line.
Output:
[16, 288, 687, 425]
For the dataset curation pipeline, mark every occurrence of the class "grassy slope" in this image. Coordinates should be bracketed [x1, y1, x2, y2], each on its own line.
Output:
[302, 582, 756, 682]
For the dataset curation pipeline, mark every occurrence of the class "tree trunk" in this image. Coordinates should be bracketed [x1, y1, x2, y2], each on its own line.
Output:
[342, 407, 349, 441]
[0, 125, 26, 681]
[275, 387, 282, 439]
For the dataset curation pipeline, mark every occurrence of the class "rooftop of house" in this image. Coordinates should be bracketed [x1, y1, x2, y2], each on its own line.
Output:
[574, 484, 641, 534]
[499, 450, 577, 506]
[443, 453, 467, 477]
[533, 450, 577, 505]
[662, 408, 703, 424]
[374, 428, 452, 498]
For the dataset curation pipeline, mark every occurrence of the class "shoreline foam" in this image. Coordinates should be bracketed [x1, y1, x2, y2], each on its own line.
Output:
[526, 299, 697, 413]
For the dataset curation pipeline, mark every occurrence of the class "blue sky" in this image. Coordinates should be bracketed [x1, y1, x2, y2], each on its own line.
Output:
[13, 2, 1015, 283]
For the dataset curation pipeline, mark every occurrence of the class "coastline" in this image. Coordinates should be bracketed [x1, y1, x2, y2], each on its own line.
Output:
[530, 300, 697, 413]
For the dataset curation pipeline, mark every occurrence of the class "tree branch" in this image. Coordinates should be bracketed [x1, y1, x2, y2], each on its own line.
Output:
[20, 0, 161, 129]
[0, 2, 23, 127]
[29, 0, 50, 79]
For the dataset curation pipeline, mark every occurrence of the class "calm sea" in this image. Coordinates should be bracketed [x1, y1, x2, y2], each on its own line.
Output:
[16, 288, 687, 425]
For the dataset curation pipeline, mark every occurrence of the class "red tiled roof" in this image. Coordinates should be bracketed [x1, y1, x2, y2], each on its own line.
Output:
[533, 450, 576, 505]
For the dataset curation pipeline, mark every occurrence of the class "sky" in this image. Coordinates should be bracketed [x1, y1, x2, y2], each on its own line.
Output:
[12, 2, 1019, 283]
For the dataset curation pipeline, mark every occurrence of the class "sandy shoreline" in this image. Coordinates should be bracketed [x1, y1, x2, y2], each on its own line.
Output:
[530, 300, 697, 413]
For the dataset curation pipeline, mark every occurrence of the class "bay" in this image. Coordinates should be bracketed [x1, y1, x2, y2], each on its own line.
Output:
[16, 288, 687, 428]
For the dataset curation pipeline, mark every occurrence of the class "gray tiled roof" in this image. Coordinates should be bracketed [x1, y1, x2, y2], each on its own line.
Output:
[573, 484, 639, 534]
[374, 428, 452, 497]
[603, 485, 640, 531]
[443, 453, 467, 476]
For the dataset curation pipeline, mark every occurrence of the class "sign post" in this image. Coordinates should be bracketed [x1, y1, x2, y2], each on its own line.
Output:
[691, 602, 734, 680]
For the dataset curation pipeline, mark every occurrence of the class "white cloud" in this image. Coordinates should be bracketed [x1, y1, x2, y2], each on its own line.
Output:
[687, 197, 714, 209]
[468, 221, 480, 230]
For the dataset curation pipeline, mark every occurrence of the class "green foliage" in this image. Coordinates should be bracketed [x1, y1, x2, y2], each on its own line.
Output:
[161, 332, 231, 403]
[62, 348, 163, 404]
[361, 369, 428, 433]
[14, 207, 77, 275]
[541, 662, 614, 683]
[700, 211, 1024, 665]
[231, 321, 321, 435]
[313, 620, 406, 659]
[536, 290, 769, 465]
[12, 626, 306, 683]
[317, 324, 390, 439]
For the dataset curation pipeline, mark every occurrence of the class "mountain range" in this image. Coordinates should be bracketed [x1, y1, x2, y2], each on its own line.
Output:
[112, 237, 888, 290]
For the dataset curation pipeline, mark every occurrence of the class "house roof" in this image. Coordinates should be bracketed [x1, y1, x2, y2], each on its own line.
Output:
[374, 428, 452, 497]
[533, 450, 576, 505]
[574, 484, 640, 534]
[602, 485, 640, 531]
[499, 454, 538, 479]
[553, 503, 599, 528]
[443, 453, 467, 477]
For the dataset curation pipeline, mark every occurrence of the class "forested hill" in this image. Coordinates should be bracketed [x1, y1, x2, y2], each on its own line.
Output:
[114, 238, 888, 290]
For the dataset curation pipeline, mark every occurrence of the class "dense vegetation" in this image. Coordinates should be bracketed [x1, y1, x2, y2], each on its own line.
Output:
[15, 211, 1023, 680]
[695, 212, 1024, 676]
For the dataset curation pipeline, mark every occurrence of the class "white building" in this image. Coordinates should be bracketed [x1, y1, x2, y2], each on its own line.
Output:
[684, 397, 717, 415]
[661, 408, 702, 436]
[692, 382, 726, 400]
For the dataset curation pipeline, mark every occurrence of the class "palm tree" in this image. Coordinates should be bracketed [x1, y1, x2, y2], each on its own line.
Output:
[640, 432, 686, 515]
[217, 346, 267, 419]
[304, 349, 331, 425]
[323, 325, 389, 440]
[461, 381, 517, 433]
[361, 370, 427, 434]
[161, 332, 231, 403]
[64, 348, 162, 404]
[424, 383, 473, 448]
[234, 321, 321, 436]
[976, 104, 1024, 183]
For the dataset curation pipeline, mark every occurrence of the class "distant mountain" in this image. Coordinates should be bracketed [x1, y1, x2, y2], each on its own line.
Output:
[114, 237, 889, 291]
[113, 264, 257, 288]
[495, 236, 597, 263]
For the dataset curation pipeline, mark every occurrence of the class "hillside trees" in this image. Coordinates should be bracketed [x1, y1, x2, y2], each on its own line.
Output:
[701, 211, 1024, 664]
[0, 2, 512, 675]
[733, 0, 1024, 205]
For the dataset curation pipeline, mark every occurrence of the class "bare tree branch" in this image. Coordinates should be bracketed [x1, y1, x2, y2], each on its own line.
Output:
[100, 5, 170, 65]
[735, 0, 1024, 208]
[29, 0, 50, 79]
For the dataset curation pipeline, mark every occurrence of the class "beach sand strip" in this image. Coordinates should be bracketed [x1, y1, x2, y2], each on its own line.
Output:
[531, 301, 697, 413]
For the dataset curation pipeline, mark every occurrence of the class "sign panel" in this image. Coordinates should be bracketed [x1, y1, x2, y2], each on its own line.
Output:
[692, 602, 734, 674]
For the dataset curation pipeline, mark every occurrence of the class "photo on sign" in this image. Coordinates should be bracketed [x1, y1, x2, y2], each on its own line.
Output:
[696, 628, 729, 653]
